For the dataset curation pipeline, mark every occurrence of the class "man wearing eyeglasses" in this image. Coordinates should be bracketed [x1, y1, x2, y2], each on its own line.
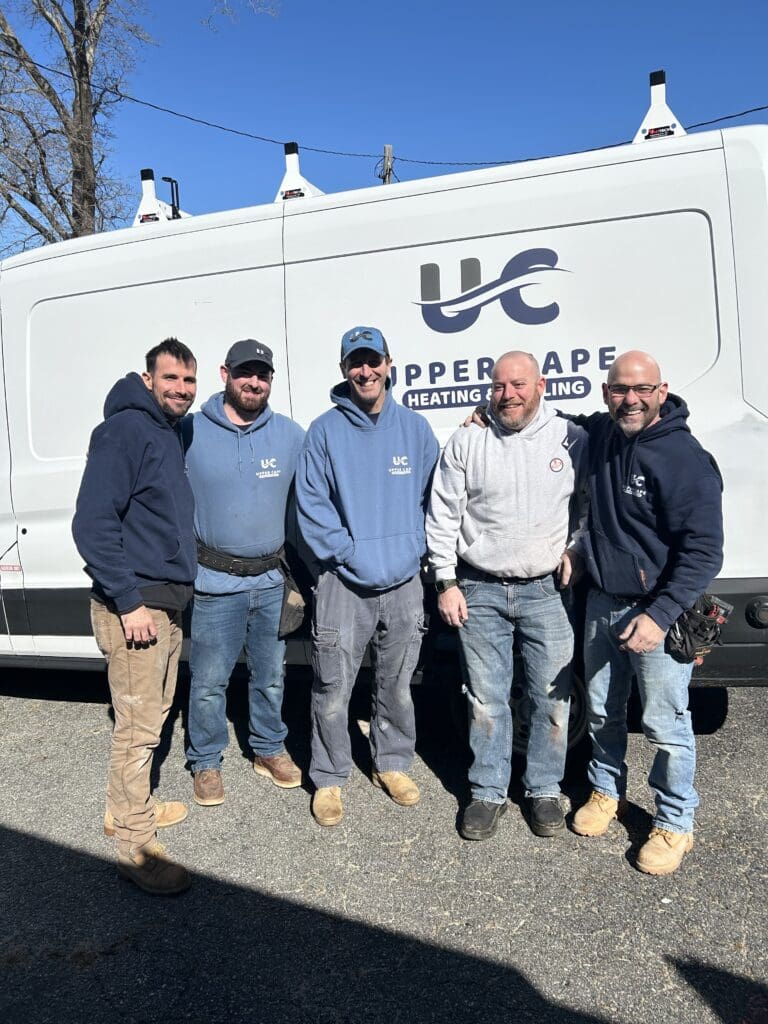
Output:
[563, 350, 723, 875]
[184, 339, 306, 808]
[296, 326, 439, 827]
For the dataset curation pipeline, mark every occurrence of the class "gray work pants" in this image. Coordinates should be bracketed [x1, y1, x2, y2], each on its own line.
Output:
[310, 571, 426, 788]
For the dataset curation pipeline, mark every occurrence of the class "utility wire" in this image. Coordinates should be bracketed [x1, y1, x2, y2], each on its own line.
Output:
[2, 52, 768, 169]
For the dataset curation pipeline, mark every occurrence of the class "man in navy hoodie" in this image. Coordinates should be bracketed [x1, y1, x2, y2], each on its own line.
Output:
[564, 351, 723, 875]
[184, 339, 305, 807]
[73, 338, 198, 896]
[296, 327, 439, 827]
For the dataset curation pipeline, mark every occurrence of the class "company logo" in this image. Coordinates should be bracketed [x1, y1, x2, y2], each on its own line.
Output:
[257, 456, 280, 479]
[389, 455, 412, 476]
[549, 458, 564, 473]
[622, 473, 646, 498]
[417, 248, 565, 334]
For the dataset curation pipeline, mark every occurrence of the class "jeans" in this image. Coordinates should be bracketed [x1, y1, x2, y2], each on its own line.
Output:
[310, 571, 426, 789]
[186, 582, 287, 772]
[91, 600, 182, 857]
[584, 588, 697, 833]
[457, 570, 573, 803]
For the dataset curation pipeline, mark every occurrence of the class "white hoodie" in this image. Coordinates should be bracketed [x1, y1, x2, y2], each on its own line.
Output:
[426, 401, 588, 580]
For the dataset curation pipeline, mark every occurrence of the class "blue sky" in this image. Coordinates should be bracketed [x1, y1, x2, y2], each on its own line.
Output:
[103, 0, 768, 218]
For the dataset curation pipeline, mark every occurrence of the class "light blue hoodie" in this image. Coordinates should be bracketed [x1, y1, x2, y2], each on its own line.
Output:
[296, 381, 439, 590]
[184, 393, 305, 594]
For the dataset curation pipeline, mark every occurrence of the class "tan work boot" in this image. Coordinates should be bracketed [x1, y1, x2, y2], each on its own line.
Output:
[104, 798, 188, 838]
[312, 786, 343, 826]
[636, 828, 694, 875]
[371, 771, 420, 807]
[253, 752, 302, 789]
[571, 791, 628, 836]
[117, 841, 191, 896]
[193, 769, 225, 806]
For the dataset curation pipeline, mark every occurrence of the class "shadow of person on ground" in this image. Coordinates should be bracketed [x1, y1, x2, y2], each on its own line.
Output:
[0, 823, 615, 1024]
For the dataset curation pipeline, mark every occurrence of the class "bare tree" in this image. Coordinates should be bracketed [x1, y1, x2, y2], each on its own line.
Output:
[0, 1, 279, 256]
[0, 1, 153, 255]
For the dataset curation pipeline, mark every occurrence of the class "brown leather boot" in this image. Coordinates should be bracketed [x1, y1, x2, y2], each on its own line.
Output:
[371, 771, 420, 806]
[117, 841, 191, 896]
[104, 798, 188, 838]
[253, 752, 302, 789]
[193, 769, 225, 806]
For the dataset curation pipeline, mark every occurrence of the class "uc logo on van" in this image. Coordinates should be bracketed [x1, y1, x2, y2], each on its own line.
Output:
[417, 248, 565, 334]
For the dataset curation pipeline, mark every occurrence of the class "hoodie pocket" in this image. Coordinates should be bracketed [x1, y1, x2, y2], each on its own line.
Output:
[592, 528, 651, 594]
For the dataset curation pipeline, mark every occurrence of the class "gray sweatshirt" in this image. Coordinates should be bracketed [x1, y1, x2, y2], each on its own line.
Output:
[426, 401, 589, 580]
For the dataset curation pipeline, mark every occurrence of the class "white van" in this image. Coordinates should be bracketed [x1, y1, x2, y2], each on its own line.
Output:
[0, 120, 766, 683]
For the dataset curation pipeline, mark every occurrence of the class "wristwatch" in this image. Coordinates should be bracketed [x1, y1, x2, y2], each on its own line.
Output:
[435, 578, 459, 593]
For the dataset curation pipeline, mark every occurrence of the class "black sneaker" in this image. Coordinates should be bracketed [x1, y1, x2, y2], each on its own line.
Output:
[459, 799, 508, 841]
[529, 796, 565, 837]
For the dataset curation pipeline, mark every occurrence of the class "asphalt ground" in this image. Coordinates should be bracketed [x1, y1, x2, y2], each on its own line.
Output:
[0, 668, 766, 1024]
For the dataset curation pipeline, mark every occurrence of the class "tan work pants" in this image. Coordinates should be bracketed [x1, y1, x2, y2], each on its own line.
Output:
[91, 600, 182, 857]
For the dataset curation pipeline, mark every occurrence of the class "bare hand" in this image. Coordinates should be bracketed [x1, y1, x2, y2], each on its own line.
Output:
[437, 587, 469, 628]
[557, 549, 583, 589]
[461, 405, 489, 428]
[618, 612, 665, 654]
[120, 606, 158, 647]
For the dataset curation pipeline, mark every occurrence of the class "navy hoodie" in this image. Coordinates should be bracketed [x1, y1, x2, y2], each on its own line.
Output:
[573, 394, 723, 631]
[72, 373, 196, 614]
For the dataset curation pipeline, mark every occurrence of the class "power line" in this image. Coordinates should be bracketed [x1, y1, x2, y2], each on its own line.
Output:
[2, 51, 768, 170]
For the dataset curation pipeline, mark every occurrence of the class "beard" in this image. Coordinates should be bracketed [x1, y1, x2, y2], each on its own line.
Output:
[225, 377, 269, 419]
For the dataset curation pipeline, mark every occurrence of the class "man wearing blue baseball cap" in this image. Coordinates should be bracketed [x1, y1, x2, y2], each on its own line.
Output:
[296, 326, 439, 826]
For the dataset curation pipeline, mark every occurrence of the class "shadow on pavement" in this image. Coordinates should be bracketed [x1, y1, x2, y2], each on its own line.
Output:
[667, 958, 768, 1024]
[0, 823, 603, 1024]
[2, 825, 763, 1024]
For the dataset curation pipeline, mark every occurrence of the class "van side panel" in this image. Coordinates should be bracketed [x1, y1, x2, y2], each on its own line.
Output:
[1, 211, 286, 660]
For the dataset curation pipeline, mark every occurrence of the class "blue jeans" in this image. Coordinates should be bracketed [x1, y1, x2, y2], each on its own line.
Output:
[310, 571, 426, 789]
[584, 588, 697, 833]
[186, 583, 287, 772]
[457, 569, 573, 803]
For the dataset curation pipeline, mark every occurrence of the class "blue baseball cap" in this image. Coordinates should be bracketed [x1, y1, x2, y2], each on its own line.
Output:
[340, 326, 390, 362]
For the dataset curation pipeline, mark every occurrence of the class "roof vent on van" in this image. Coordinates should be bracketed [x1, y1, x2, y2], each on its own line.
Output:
[633, 70, 687, 144]
[132, 169, 191, 226]
[274, 142, 325, 202]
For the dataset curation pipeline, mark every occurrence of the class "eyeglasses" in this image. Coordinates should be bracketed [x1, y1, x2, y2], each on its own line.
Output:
[606, 383, 662, 398]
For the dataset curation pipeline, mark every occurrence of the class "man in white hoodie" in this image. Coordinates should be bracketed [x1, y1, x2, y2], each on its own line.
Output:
[426, 351, 588, 841]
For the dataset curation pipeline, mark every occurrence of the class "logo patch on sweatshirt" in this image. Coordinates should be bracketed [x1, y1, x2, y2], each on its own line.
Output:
[389, 455, 412, 476]
[550, 457, 564, 473]
[622, 474, 646, 498]
[257, 457, 280, 479]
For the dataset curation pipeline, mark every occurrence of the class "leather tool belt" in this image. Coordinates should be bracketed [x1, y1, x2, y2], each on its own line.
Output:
[196, 540, 283, 577]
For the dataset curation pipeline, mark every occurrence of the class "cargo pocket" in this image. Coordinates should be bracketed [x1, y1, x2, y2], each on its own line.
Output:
[311, 625, 343, 690]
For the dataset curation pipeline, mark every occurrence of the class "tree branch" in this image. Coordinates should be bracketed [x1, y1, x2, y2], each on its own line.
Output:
[0, 10, 72, 128]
